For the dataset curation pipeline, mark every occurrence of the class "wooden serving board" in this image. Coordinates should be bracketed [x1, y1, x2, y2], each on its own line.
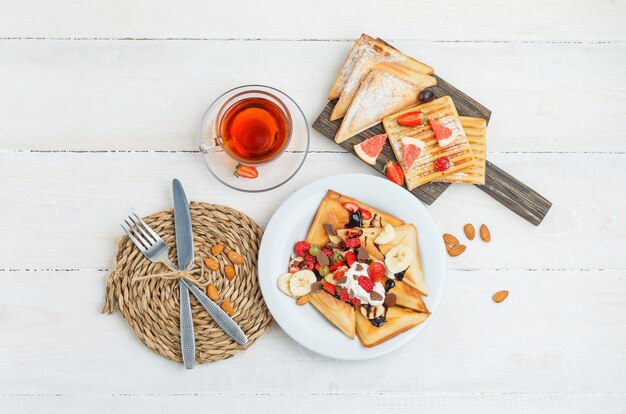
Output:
[312, 81, 552, 226]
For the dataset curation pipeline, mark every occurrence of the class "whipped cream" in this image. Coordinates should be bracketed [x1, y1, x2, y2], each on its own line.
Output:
[338, 262, 386, 307]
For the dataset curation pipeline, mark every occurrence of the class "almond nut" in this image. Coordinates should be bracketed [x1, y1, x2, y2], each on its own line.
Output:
[224, 265, 236, 281]
[492, 290, 509, 303]
[447, 244, 466, 257]
[211, 244, 225, 255]
[203, 257, 219, 271]
[296, 295, 310, 306]
[443, 233, 459, 246]
[206, 284, 220, 301]
[480, 224, 491, 242]
[220, 299, 234, 316]
[227, 251, 244, 265]
[464, 224, 475, 240]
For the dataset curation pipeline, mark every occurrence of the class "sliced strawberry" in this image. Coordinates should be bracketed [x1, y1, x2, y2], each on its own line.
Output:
[401, 137, 426, 171]
[333, 268, 347, 280]
[345, 251, 357, 267]
[383, 161, 404, 186]
[353, 134, 388, 166]
[341, 202, 359, 213]
[234, 163, 258, 179]
[323, 283, 336, 296]
[397, 111, 428, 127]
[367, 262, 386, 283]
[340, 289, 350, 302]
[360, 208, 372, 220]
[329, 261, 345, 272]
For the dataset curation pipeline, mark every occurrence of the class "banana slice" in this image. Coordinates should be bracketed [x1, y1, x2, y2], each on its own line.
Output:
[288, 269, 317, 297]
[277, 273, 295, 298]
[384, 245, 414, 273]
[360, 304, 385, 319]
[374, 224, 396, 245]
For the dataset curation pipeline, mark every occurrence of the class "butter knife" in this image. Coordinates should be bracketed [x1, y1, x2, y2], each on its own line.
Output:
[172, 179, 196, 369]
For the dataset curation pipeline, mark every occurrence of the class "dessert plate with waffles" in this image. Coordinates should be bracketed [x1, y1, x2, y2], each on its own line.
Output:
[258, 174, 446, 359]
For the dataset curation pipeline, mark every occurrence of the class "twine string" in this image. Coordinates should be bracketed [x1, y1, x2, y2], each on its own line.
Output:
[132, 260, 208, 287]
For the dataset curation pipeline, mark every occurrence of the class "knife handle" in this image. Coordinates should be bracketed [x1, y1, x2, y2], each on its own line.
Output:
[179, 281, 196, 369]
[181, 279, 248, 346]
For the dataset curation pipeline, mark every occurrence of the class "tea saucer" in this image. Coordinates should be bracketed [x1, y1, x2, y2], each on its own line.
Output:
[198, 85, 310, 192]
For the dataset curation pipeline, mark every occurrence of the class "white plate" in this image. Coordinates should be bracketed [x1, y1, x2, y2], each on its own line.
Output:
[258, 173, 447, 360]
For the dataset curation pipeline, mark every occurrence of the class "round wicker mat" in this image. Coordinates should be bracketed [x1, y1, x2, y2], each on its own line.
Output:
[102, 201, 272, 364]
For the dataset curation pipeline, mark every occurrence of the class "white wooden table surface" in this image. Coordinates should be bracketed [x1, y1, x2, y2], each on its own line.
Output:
[1, 1, 625, 412]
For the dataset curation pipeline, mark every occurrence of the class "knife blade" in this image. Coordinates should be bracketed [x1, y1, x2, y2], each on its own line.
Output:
[172, 178, 196, 369]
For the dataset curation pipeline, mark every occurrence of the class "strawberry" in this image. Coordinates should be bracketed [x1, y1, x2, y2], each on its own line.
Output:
[357, 275, 374, 293]
[234, 163, 258, 179]
[384, 161, 404, 186]
[397, 111, 428, 127]
[435, 156, 452, 172]
[304, 254, 316, 265]
[340, 289, 350, 303]
[345, 251, 357, 267]
[341, 202, 359, 213]
[360, 208, 372, 220]
[344, 237, 361, 248]
[333, 268, 347, 280]
[323, 283, 336, 296]
[294, 241, 310, 257]
[322, 248, 333, 256]
[367, 262, 386, 283]
[351, 297, 361, 306]
[329, 261, 345, 272]
[428, 118, 452, 141]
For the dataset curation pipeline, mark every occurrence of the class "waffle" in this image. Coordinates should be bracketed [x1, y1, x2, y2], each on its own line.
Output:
[328, 33, 434, 102]
[308, 290, 355, 339]
[355, 306, 429, 348]
[383, 96, 476, 190]
[388, 279, 429, 313]
[435, 116, 487, 185]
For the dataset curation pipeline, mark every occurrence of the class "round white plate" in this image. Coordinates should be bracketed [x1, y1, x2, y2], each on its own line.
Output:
[258, 173, 447, 360]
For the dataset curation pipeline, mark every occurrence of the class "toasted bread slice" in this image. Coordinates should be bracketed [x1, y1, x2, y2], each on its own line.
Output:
[331, 55, 436, 121]
[388, 279, 429, 313]
[305, 190, 404, 247]
[383, 96, 476, 190]
[435, 116, 487, 185]
[336, 224, 427, 296]
[334, 69, 436, 144]
[308, 290, 355, 339]
[355, 306, 429, 348]
[329, 34, 434, 101]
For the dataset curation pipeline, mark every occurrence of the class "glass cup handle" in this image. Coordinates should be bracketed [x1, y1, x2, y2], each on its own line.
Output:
[199, 137, 221, 154]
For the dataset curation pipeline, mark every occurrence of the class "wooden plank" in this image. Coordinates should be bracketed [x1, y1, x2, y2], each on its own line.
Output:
[1, 40, 625, 152]
[0, 151, 622, 270]
[0, 0, 624, 41]
[1, 269, 624, 394]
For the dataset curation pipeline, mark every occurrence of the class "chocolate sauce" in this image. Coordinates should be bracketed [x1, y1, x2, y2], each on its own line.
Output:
[369, 213, 378, 227]
[394, 270, 406, 281]
[346, 210, 362, 228]
[370, 316, 387, 327]
[384, 279, 396, 292]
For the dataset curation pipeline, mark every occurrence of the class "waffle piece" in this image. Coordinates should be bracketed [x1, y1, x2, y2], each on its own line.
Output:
[328, 33, 434, 101]
[435, 116, 487, 185]
[383, 96, 476, 190]
[334, 68, 435, 144]
[388, 279, 429, 313]
[355, 306, 429, 348]
[308, 290, 355, 339]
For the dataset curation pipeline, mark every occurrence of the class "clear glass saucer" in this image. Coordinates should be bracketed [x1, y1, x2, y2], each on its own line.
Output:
[198, 85, 310, 193]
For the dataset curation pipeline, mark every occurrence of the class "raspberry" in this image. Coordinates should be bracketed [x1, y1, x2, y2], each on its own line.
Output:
[294, 241, 310, 257]
[360, 208, 372, 220]
[322, 248, 333, 256]
[368, 262, 386, 283]
[357, 275, 374, 293]
[435, 156, 451, 172]
[329, 261, 345, 272]
[344, 237, 361, 248]
[340, 289, 350, 302]
[351, 297, 361, 306]
[345, 251, 357, 266]
[304, 254, 316, 265]
[323, 283, 336, 296]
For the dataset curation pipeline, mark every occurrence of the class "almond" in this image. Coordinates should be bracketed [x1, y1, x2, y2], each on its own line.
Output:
[480, 224, 491, 242]
[211, 244, 225, 255]
[227, 251, 244, 265]
[203, 257, 219, 271]
[443, 233, 459, 246]
[447, 244, 466, 257]
[220, 299, 234, 316]
[206, 284, 220, 301]
[492, 290, 509, 303]
[296, 295, 310, 306]
[224, 265, 236, 281]
[464, 224, 475, 240]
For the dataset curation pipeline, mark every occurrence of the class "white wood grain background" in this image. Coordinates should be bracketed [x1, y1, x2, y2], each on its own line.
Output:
[1, 1, 625, 412]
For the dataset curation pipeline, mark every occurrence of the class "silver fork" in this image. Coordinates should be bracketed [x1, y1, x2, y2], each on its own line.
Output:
[120, 211, 176, 271]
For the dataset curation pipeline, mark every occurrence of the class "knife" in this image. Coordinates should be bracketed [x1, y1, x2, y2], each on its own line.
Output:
[172, 179, 196, 369]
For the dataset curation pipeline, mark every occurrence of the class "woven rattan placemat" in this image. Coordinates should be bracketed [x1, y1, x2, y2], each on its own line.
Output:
[102, 201, 272, 364]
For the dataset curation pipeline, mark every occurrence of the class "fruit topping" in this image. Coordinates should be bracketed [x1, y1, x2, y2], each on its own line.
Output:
[331, 251, 344, 264]
[360, 208, 372, 220]
[324, 223, 342, 244]
[367, 261, 386, 283]
[288, 264, 300, 274]
[333, 267, 347, 280]
[308, 244, 320, 256]
[277, 273, 295, 297]
[289, 270, 317, 297]
[357, 275, 374, 293]
[374, 223, 396, 245]
[418, 89, 434, 103]
[329, 260, 345, 272]
[341, 202, 359, 213]
[294, 241, 310, 257]
[385, 245, 414, 274]
[435, 156, 452, 172]
[401, 137, 426, 170]
[318, 265, 330, 276]
[353, 134, 388, 166]
[340, 289, 350, 302]
[428, 118, 455, 147]
[322, 282, 336, 296]
[234, 163, 258, 179]
[344, 237, 361, 248]
[397, 111, 428, 127]
[351, 297, 361, 306]
[322, 247, 333, 256]
[384, 161, 404, 186]
[345, 251, 357, 267]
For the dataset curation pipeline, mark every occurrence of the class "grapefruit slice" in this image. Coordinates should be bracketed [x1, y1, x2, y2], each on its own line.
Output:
[401, 137, 426, 171]
[353, 134, 388, 165]
[428, 118, 456, 147]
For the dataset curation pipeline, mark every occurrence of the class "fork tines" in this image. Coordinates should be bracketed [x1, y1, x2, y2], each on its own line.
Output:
[120, 211, 159, 251]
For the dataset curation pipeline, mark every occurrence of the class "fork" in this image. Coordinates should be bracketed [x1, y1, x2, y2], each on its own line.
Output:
[120, 211, 176, 271]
